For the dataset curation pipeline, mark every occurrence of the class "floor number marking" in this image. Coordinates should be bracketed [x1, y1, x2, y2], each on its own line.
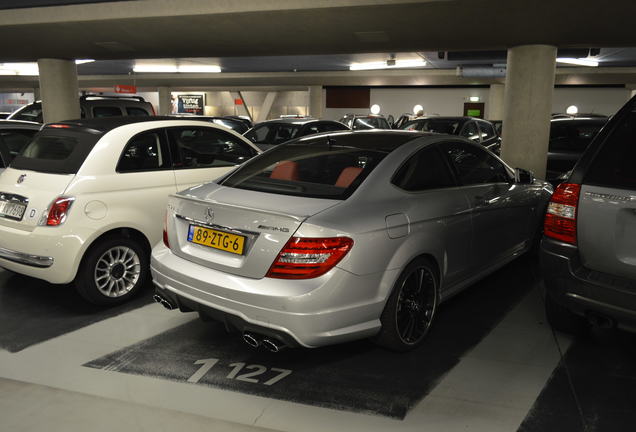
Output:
[187, 358, 292, 386]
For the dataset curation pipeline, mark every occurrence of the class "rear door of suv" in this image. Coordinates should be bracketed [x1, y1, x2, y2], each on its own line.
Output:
[575, 101, 636, 281]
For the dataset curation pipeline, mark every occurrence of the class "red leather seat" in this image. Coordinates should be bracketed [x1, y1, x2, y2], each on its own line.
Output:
[270, 160, 300, 181]
[335, 167, 363, 188]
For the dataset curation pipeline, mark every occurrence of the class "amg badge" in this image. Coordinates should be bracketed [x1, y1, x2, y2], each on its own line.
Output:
[258, 224, 290, 233]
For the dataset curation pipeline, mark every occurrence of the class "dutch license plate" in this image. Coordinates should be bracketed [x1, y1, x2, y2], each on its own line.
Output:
[0, 200, 26, 221]
[187, 225, 246, 255]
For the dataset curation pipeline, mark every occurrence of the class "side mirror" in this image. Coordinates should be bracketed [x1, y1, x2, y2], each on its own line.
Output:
[515, 167, 535, 184]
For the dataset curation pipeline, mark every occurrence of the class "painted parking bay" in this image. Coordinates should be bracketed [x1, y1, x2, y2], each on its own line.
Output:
[85, 255, 538, 419]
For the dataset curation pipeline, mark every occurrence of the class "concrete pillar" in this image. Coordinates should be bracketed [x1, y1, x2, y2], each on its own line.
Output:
[487, 84, 505, 121]
[157, 86, 171, 115]
[37, 58, 80, 123]
[500, 45, 557, 179]
[308, 85, 324, 118]
[33, 87, 40, 100]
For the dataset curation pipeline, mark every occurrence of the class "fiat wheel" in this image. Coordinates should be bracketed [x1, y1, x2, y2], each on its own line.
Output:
[375, 258, 438, 351]
[75, 236, 149, 306]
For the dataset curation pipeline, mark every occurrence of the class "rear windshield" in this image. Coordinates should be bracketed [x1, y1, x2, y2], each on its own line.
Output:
[244, 123, 302, 146]
[10, 130, 100, 174]
[584, 110, 636, 190]
[402, 119, 460, 135]
[352, 117, 390, 130]
[220, 136, 395, 200]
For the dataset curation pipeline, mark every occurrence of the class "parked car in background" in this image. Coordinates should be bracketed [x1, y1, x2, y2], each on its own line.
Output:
[8, 94, 155, 123]
[339, 113, 391, 130]
[0, 120, 42, 174]
[0, 117, 260, 305]
[542, 97, 636, 335]
[545, 117, 608, 185]
[0, 112, 11, 119]
[169, 115, 252, 134]
[244, 117, 349, 150]
[400, 116, 501, 154]
[152, 130, 551, 352]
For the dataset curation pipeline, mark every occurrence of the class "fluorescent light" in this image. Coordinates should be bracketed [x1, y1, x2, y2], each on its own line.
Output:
[557, 57, 599, 67]
[350, 59, 426, 71]
[370, 104, 381, 114]
[75, 59, 95, 65]
[469, 96, 480, 102]
[0, 62, 39, 75]
[133, 64, 221, 73]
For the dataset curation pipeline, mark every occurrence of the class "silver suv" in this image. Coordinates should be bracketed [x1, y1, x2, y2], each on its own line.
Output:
[541, 96, 636, 334]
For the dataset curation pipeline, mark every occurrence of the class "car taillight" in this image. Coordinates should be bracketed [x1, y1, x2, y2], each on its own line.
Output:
[44, 196, 74, 226]
[163, 211, 170, 248]
[266, 236, 354, 279]
[544, 183, 581, 244]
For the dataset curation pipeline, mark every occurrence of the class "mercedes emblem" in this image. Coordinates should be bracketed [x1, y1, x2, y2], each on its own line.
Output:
[17, 174, 26, 184]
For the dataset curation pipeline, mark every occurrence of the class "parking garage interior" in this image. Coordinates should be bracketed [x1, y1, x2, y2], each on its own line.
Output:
[1, 1, 636, 431]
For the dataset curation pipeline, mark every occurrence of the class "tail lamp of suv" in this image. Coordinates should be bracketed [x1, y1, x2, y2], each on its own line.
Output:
[544, 183, 581, 244]
[266, 237, 354, 279]
[41, 196, 75, 226]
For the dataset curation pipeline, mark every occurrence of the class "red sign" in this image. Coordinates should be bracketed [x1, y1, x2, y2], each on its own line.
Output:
[234, 98, 243, 105]
[114, 84, 137, 94]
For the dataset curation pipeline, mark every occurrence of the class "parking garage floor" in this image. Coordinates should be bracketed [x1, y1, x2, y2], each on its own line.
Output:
[0, 255, 634, 432]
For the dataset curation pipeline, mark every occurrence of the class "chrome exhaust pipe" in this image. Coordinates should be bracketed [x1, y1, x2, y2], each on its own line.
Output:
[242, 332, 261, 348]
[262, 338, 286, 353]
[153, 294, 176, 310]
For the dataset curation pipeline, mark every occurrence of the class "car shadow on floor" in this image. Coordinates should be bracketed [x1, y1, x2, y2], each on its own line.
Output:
[0, 270, 153, 353]
[85, 255, 540, 419]
[518, 327, 636, 432]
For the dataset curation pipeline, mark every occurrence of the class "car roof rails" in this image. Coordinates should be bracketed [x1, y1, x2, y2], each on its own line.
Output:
[80, 94, 146, 102]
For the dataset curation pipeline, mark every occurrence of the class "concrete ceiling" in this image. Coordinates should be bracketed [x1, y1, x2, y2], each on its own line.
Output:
[0, 0, 635, 61]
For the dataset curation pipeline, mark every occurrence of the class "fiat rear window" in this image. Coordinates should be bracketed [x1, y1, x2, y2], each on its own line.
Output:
[221, 134, 413, 199]
[10, 130, 100, 174]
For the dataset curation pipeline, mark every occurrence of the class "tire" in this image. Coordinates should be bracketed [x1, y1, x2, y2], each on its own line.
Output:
[374, 258, 439, 352]
[545, 293, 587, 335]
[75, 236, 149, 306]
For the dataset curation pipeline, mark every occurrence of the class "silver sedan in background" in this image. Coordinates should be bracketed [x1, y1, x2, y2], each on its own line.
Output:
[151, 130, 552, 351]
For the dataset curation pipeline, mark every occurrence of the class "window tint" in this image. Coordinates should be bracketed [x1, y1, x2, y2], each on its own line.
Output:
[126, 107, 150, 116]
[93, 106, 123, 118]
[584, 110, 636, 189]
[352, 117, 389, 130]
[392, 145, 455, 191]
[11, 103, 43, 123]
[477, 121, 496, 141]
[440, 141, 511, 185]
[401, 119, 460, 134]
[117, 131, 167, 172]
[460, 121, 480, 142]
[221, 137, 397, 200]
[304, 123, 322, 136]
[244, 123, 301, 145]
[318, 122, 348, 133]
[549, 122, 603, 152]
[0, 130, 37, 156]
[168, 127, 256, 169]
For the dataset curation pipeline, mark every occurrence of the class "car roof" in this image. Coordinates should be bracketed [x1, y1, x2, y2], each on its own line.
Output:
[44, 116, 194, 133]
[256, 117, 320, 125]
[0, 120, 41, 129]
[291, 129, 433, 152]
[551, 117, 608, 123]
[408, 116, 479, 122]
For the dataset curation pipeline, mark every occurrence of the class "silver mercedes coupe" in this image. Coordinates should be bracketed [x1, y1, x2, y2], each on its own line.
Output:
[151, 130, 552, 351]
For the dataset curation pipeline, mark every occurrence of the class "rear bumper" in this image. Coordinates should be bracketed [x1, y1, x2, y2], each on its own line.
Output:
[0, 246, 53, 268]
[150, 243, 396, 348]
[540, 236, 636, 332]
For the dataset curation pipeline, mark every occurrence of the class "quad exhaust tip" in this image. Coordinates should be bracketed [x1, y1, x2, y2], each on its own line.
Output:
[262, 338, 286, 353]
[242, 332, 287, 352]
[153, 294, 176, 311]
[242, 332, 261, 348]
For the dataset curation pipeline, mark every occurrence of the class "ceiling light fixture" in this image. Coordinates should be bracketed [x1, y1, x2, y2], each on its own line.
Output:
[0, 62, 39, 75]
[133, 64, 221, 73]
[350, 59, 427, 71]
[556, 57, 599, 67]
[75, 59, 95, 65]
[566, 105, 579, 115]
[370, 104, 381, 114]
[469, 96, 480, 102]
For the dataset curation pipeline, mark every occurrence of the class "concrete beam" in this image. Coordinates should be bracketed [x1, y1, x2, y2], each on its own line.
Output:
[256, 92, 278, 122]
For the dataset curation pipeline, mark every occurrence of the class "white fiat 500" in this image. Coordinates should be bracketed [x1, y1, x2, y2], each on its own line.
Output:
[0, 117, 260, 305]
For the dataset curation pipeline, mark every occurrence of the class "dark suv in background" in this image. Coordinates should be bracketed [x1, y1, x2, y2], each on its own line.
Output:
[542, 96, 636, 335]
[8, 94, 155, 123]
[244, 117, 349, 150]
[546, 116, 608, 185]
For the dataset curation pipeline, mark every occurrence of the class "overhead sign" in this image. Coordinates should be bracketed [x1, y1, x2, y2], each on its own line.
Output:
[114, 84, 137, 94]
[178, 94, 205, 115]
[234, 98, 243, 105]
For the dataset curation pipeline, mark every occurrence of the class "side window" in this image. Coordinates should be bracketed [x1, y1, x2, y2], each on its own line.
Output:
[304, 124, 321, 136]
[93, 106, 123, 118]
[12, 103, 43, 123]
[0, 129, 37, 156]
[460, 121, 481, 142]
[584, 110, 636, 189]
[168, 127, 256, 169]
[117, 131, 167, 172]
[126, 107, 150, 116]
[477, 121, 496, 141]
[440, 141, 511, 185]
[392, 145, 456, 191]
